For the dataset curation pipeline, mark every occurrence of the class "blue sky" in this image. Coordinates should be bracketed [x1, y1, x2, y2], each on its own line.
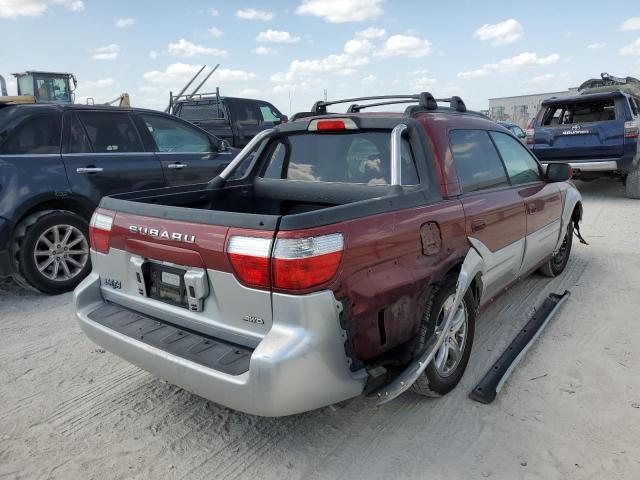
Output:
[1, 0, 640, 114]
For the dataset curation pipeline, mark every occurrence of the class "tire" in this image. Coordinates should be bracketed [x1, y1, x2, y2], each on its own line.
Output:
[12, 210, 91, 294]
[539, 222, 573, 278]
[625, 166, 640, 199]
[411, 274, 476, 397]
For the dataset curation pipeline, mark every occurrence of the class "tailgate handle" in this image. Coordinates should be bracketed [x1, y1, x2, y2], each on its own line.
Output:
[76, 166, 103, 174]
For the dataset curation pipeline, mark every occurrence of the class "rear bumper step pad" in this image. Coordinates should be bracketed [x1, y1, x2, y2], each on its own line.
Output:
[88, 303, 252, 376]
[469, 290, 570, 404]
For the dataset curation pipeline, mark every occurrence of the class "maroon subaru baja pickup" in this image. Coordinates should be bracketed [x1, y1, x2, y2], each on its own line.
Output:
[74, 93, 583, 416]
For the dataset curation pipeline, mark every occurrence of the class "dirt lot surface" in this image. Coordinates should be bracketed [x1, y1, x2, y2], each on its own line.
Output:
[1, 179, 639, 480]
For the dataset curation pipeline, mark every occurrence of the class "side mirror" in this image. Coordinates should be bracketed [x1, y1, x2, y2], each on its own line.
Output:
[275, 115, 288, 125]
[546, 163, 572, 182]
[218, 139, 231, 152]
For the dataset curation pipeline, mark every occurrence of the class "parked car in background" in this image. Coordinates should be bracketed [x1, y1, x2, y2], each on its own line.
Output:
[0, 103, 238, 293]
[171, 94, 287, 148]
[528, 74, 640, 198]
[497, 121, 526, 140]
[74, 93, 583, 416]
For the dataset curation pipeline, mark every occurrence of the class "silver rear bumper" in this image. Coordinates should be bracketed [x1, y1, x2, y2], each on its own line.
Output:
[75, 273, 366, 416]
[541, 160, 618, 172]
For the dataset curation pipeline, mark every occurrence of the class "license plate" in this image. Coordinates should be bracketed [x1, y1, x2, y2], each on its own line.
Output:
[149, 264, 188, 308]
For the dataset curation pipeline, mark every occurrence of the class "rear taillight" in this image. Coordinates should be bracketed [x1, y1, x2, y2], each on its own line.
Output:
[225, 232, 344, 292]
[526, 128, 535, 145]
[624, 120, 639, 139]
[227, 236, 272, 289]
[273, 233, 343, 290]
[89, 211, 114, 254]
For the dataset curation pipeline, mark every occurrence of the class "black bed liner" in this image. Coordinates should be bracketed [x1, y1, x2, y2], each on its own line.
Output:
[88, 303, 252, 376]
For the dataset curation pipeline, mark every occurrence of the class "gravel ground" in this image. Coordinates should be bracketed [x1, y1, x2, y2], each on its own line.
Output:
[1, 178, 639, 480]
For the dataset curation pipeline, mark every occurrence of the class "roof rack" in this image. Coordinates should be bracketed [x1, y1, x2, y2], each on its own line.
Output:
[310, 92, 467, 115]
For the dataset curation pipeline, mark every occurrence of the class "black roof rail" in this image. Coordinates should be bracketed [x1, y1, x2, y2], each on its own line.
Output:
[311, 92, 468, 115]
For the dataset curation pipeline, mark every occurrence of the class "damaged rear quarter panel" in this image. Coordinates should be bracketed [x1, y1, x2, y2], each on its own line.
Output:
[329, 199, 468, 361]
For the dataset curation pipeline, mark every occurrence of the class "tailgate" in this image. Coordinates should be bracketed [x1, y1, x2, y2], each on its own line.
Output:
[533, 121, 625, 161]
[92, 207, 278, 348]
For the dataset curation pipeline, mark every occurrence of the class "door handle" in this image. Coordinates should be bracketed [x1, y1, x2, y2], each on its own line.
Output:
[527, 204, 538, 214]
[167, 163, 187, 170]
[471, 220, 486, 233]
[76, 167, 103, 174]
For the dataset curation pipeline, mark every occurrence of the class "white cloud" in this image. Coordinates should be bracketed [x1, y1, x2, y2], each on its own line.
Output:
[84, 78, 114, 88]
[620, 17, 640, 31]
[290, 53, 368, 76]
[356, 26, 385, 39]
[473, 19, 524, 46]
[620, 38, 640, 56]
[91, 44, 120, 61]
[296, 0, 383, 23]
[148, 50, 158, 59]
[374, 35, 432, 58]
[233, 88, 261, 97]
[272, 78, 324, 93]
[410, 76, 437, 91]
[587, 43, 606, 50]
[253, 46, 276, 55]
[207, 27, 223, 38]
[167, 39, 227, 58]
[0, 0, 84, 18]
[256, 30, 301, 43]
[344, 38, 373, 55]
[457, 52, 560, 78]
[144, 64, 255, 85]
[207, 8, 219, 16]
[115, 17, 134, 28]
[236, 8, 274, 21]
[361, 74, 376, 84]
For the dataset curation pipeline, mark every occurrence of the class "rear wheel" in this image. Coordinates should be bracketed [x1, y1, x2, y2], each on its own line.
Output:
[625, 166, 640, 199]
[539, 222, 573, 278]
[12, 210, 91, 294]
[411, 274, 476, 397]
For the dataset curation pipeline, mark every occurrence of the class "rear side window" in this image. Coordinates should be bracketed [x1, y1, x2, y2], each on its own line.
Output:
[140, 114, 211, 153]
[228, 100, 260, 127]
[262, 132, 420, 186]
[68, 113, 92, 153]
[490, 131, 541, 185]
[449, 129, 509, 193]
[77, 112, 143, 153]
[0, 113, 62, 154]
[542, 99, 617, 125]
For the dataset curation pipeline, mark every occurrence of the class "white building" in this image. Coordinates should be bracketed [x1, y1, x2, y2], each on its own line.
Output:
[488, 87, 579, 128]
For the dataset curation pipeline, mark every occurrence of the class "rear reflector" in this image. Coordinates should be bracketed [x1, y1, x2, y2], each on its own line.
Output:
[273, 233, 343, 290]
[227, 236, 273, 288]
[89, 211, 114, 254]
[308, 118, 358, 132]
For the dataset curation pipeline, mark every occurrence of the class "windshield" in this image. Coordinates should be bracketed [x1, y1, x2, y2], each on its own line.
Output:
[261, 131, 420, 186]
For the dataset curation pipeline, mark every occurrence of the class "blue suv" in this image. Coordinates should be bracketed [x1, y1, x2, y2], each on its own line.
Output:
[0, 103, 238, 293]
[529, 75, 640, 198]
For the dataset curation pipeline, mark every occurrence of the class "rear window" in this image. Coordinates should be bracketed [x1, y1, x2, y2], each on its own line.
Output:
[262, 132, 420, 186]
[178, 103, 225, 121]
[0, 112, 61, 155]
[541, 99, 617, 125]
